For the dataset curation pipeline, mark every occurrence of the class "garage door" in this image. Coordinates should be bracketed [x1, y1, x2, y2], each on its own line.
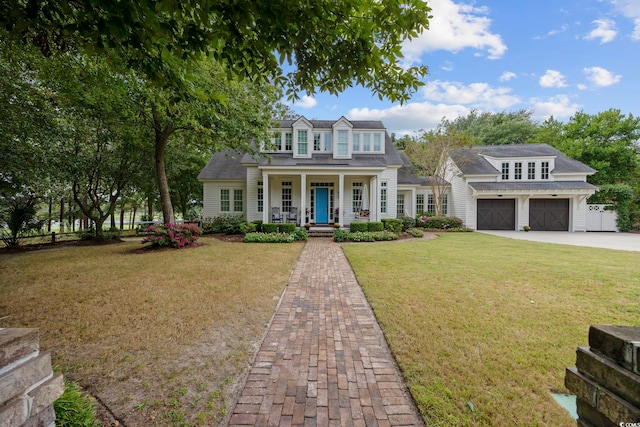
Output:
[477, 199, 516, 230]
[529, 199, 569, 231]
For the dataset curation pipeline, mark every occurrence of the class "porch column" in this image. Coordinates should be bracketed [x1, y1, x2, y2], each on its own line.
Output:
[410, 187, 416, 218]
[338, 173, 344, 225]
[300, 173, 307, 226]
[370, 176, 378, 221]
[262, 171, 269, 223]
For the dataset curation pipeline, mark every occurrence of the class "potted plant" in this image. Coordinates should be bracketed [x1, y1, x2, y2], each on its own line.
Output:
[523, 225, 531, 232]
[334, 207, 339, 223]
[333, 222, 341, 228]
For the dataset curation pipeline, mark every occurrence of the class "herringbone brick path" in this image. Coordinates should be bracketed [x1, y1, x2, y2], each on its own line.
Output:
[229, 239, 423, 427]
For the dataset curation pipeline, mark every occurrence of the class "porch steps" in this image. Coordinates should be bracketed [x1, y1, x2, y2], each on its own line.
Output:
[308, 226, 337, 238]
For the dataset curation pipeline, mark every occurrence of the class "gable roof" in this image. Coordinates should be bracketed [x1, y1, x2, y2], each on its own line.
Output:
[197, 150, 247, 180]
[275, 119, 386, 130]
[450, 144, 596, 175]
[397, 151, 449, 186]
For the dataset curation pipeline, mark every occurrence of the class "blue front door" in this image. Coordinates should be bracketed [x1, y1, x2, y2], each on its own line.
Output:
[316, 188, 329, 223]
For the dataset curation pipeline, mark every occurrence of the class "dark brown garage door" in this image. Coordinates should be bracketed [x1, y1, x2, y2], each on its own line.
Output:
[529, 199, 569, 231]
[477, 199, 516, 230]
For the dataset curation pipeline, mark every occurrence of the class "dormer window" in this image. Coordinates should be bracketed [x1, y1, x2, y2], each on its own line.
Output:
[541, 161, 550, 179]
[528, 162, 535, 179]
[501, 162, 509, 180]
[285, 132, 292, 151]
[313, 133, 322, 151]
[273, 132, 282, 151]
[363, 134, 371, 151]
[337, 130, 349, 156]
[297, 130, 308, 155]
[514, 162, 522, 180]
[352, 134, 360, 151]
[373, 134, 381, 151]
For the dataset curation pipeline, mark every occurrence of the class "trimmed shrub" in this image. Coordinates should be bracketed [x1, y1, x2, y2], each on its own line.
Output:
[408, 228, 424, 238]
[367, 221, 384, 232]
[279, 223, 296, 233]
[292, 227, 308, 241]
[447, 227, 474, 232]
[381, 218, 403, 234]
[333, 229, 350, 243]
[350, 222, 368, 233]
[262, 223, 279, 233]
[416, 211, 435, 219]
[244, 232, 295, 243]
[252, 220, 263, 232]
[239, 221, 257, 234]
[416, 215, 463, 229]
[201, 215, 245, 234]
[333, 229, 398, 242]
[141, 223, 201, 248]
[400, 216, 416, 231]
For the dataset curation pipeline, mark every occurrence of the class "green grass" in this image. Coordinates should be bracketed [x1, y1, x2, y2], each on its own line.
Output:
[343, 232, 640, 427]
[0, 236, 302, 426]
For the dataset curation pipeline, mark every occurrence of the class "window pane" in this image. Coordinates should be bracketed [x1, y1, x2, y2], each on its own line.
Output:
[324, 133, 332, 151]
[380, 182, 387, 213]
[221, 189, 230, 212]
[363, 133, 370, 151]
[285, 133, 292, 150]
[541, 161, 549, 179]
[273, 132, 281, 151]
[501, 162, 509, 180]
[416, 194, 424, 213]
[427, 194, 434, 213]
[257, 185, 263, 213]
[514, 162, 522, 180]
[352, 133, 360, 151]
[314, 133, 321, 151]
[373, 133, 381, 151]
[528, 162, 535, 179]
[397, 194, 405, 216]
[441, 195, 448, 215]
[282, 184, 292, 212]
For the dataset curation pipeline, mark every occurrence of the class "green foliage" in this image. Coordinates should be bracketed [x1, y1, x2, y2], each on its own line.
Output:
[589, 184, 634, 232]
[292, 227, 308, 241]
[400, 216, 416, 231]
[0, 196, 43, 247]
[239, 221, 257, 234]
[252, 220, 263, 232]
[201, 215, 246, 234]
[382, 218, 403, 234]
[350, 222, 369, 233]
[333, 229, 397, 242]
[443, 109, 539, 145]
[279, 223, 297, 233]
[243, 232, 295, 243]
[416, 215, 463, 229]
[408, 228, 424, 238]
[416, 211, 435, 218]
[262, 223, 279, 233]
[141, 223, 201, 248]
[367, 222, 384, 232]
[54, 379, 101, 427]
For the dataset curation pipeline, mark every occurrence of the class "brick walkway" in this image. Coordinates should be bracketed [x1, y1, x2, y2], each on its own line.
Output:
[229, 239, 424, 427]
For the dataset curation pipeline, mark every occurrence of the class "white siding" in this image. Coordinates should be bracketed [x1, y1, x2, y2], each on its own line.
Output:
[380, 168, 398, 220]
[246, 167, 260, 222]
[202, 180, 246, 219]
[572, 196, 587, 232]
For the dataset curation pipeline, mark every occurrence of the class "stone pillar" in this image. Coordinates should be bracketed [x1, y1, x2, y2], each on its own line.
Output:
[0, 328, 64, 427]
[565, 325, 640, 426]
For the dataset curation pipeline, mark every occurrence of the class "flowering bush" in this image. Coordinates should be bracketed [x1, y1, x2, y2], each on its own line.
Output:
[141, 223, 201, 249]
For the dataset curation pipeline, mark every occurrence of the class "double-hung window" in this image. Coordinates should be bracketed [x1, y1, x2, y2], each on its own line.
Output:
[416, 194, 424, 213]
[427, 194, 435, 213]
[233, 190, 243, 212]
[352, 182, 363, 212]
[397, 194, 405, 216]
[501, 162, 509, 180]
[363, 133, 371, 151]
[257, 181, 263, 213]
[352, 133, 360, 152]
[297, 130, 308, 155]
[282, 181, 292, 213]
[285, 132, 292, 151]
[273, 132, 282, 151]
[380, 182, 387, 213]
[373, 133, 381, 151]
[221, 189, 230, 212]
[514, 162, 522, 180]
[541, 161, 550, 179]
[337, 130, 349, 156]
[324, 133, 332, 151]
[313, 133, 322, 151]
[528, 162, 536, 180]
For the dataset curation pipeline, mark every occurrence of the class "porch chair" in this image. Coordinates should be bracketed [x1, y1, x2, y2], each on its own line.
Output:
[287, 207, 298, 224]
[271, 207, 282, 223]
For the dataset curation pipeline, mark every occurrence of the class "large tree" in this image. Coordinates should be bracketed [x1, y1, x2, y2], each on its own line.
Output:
[405, 127, 472, 215]
[443, 109, 539, 146]
[1, 0, 431, 102]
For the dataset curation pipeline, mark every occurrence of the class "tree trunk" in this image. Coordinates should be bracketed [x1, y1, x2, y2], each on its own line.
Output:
[152, 103, 175, 224]
[59, 198, 65, 233]
[47, 197, 52, 232]
[110, 212, 116, 229]
[120, 206, 125, 230]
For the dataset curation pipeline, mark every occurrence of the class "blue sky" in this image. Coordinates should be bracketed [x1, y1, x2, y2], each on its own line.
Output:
[287, 0, 640, 136]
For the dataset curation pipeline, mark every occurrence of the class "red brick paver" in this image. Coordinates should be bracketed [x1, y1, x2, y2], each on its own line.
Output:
[229, 239, 424, 427]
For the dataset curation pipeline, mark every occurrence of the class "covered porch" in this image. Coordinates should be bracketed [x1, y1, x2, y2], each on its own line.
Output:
[255, 169, 385, 227]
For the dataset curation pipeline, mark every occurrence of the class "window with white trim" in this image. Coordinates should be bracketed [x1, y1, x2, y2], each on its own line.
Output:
[337, 130, 349, 156]
[427, 194, 435, 213]
[528, 162, 535, 180]
[541, 161, 550, 179]
[397, 194, 405, 216]
[221, 189, 230, 212]
[441, 194, 448, 215]
[352, 182, 363, 212]
[273, 132, 282, 151]
[373, 133, 381, 151]
[281, 181, 292, 213]
[416, 194, 424, 213]
[352, 133, 360, 151]
[501, 162, 509, 180]
[380, 182, 387, 213]
[324, 133, 332, 151]
[514, 162, 522, 180]
[257, 181, 263, 213]
[233, 190, 243, 212]
[297, 130, 308, 155]
[285, 132, 292, 151]
[313, 133, 322, 151]
[363, 133, 371, 151]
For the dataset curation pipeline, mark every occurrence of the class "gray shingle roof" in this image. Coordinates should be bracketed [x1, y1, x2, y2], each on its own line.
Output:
[397, 151, 449, 186]
[469, 181, 598, 191]
[197, 150, 247, 180]
[451, 144, 596, 175]
[275, 118, 386, 130]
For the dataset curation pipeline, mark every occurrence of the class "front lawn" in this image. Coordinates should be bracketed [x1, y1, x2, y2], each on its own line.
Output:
[343, 233, 640, 426]
[0, 237, 303, 426]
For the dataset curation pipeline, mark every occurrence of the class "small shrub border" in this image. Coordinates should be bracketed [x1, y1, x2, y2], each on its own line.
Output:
[244, 227, 308, 243]
[407, 228, 424, 238]
[381, 218, 403, 234]
[416, 215, 463, 229]
[333, 229, 397, 243]
[141, 223, 201, 248]
[201, 215, 245, 234]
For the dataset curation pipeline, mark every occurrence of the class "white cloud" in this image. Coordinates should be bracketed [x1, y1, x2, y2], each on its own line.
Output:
[606, 1, 640, 39]
[584, 19, 618, 43]
[441, 61, 454, 71]
[583, 66, 622, 87]
[633, 18, 640, 40]
[499, 71, 516, 82]
[547, 24, 569, 37]
[539, 70, 567, 88]
[530, 95, 581, 120]
[348, 103, 470, 135]
[422, 80, 521, 110]
[402, 0, 507, 65]
[294, 95, 317, 109]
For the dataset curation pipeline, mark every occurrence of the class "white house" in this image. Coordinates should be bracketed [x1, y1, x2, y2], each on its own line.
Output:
[197, 117, 443, 227]
[198, 118, 599, 232]
[444, 144, 598, 231]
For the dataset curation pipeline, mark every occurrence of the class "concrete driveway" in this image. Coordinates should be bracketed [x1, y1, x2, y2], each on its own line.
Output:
[478, 231, 640, 252]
